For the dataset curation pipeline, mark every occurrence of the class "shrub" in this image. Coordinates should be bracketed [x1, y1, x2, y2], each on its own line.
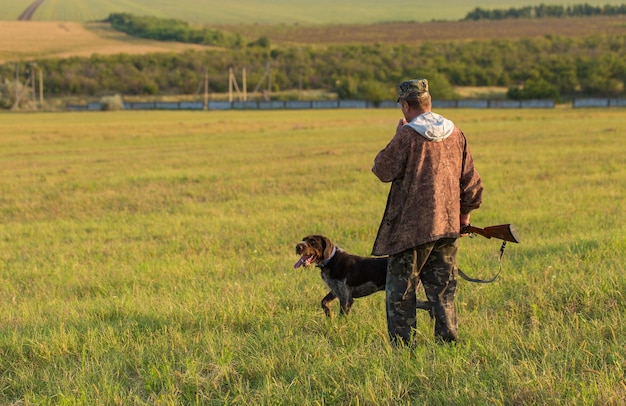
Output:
[360, 81, 393, 105]
[507, 79, 559, 101]
[105, 13, 235, 47]
[100, 94, 125, 111]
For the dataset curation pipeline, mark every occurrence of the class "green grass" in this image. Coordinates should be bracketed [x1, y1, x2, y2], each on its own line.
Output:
[0, 108, 624, 404]
[2, 0, 626, 24]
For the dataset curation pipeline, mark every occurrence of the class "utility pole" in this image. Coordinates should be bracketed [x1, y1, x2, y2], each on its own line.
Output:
[11, 64, 20, 111]
[39, 68, 44, 107]
[15, 64, 19, 102]
[31, 68, 36, 105]
[242, 67, 247, 102]
[253, 61, 272, 100]
[203, 67, 209, 110]
[228, 67, 244, 103]
[13, 64, 18, 110]
[9, 63, 43, 111]
[228, 67, 233, 102]
[266, 61, 271, 96]
[29, 62, 43, 110]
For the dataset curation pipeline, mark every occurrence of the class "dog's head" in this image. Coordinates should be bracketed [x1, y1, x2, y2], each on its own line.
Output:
[294, 235, 335, 268]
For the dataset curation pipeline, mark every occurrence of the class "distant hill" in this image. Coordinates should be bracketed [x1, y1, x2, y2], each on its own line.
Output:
[2, 0, 626, 24]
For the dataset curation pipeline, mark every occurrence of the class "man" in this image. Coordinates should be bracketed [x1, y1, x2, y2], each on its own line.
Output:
[372, 78, 483, 345]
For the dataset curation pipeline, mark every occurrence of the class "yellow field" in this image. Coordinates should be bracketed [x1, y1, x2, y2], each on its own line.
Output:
[0, 21, 215, 63]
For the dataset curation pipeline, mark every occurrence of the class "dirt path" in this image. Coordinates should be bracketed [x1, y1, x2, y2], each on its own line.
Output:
[18, 0, 45, 21]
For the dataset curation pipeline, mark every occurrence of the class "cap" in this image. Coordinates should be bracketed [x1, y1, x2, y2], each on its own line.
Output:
[397, 78, 429, 102]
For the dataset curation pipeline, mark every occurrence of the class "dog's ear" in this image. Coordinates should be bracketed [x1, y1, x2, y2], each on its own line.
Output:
[321, 236, 334, 259]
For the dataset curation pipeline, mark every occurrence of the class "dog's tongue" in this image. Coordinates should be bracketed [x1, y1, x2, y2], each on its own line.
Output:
[294, 256, 307, 269]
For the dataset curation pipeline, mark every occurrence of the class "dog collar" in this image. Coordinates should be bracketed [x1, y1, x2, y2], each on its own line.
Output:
[317, 246, 337, 268]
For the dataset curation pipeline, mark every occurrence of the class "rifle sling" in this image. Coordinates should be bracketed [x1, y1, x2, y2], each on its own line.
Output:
[458, 268, 499, 284]
[457, 241, 508, 284]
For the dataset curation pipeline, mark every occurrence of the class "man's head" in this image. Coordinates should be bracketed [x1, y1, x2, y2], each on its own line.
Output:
[397, 78, 432, 113]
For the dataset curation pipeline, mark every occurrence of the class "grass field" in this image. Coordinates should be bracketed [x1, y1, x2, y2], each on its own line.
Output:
[0, 108, 624, 404]
[2, 0, 626, 24]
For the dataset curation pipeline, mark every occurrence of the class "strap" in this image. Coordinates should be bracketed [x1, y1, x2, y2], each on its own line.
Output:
[457, 240, 508, 284]
[458, 268, 500, 284]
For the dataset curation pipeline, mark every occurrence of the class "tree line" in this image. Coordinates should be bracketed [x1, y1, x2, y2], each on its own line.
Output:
[464, 3, 626, 20]
[1, 35, 624, 102]
[105, 13, 263, 49]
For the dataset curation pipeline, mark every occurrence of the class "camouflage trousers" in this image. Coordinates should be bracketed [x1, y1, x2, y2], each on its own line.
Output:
[386, 238, 459, 345]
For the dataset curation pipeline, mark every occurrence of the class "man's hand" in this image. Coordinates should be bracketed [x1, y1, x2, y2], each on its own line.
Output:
[460, 213, 470, 236]
[396, 118, 407, 132]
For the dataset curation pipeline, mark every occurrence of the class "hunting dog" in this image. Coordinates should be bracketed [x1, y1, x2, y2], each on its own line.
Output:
[294, 235, 430, 316]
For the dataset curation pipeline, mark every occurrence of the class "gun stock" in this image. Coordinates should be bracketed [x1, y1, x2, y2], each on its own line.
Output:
[464, 224, 520, 243]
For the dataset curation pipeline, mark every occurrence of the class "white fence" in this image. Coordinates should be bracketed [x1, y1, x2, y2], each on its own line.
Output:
[432, 99, 556, 109]
[572, 98, 626, 108]
[66, 97, 626, 111]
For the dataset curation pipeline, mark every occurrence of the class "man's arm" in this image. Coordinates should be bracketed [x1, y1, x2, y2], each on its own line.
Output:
[459, 135, 483, 214]
[372, 120, 408, 182]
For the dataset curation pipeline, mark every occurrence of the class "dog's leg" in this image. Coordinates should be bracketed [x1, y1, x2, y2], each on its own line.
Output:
[321, 292, 336, 317]
[339, 296, 354, 316]
[416, 300, 432, 313]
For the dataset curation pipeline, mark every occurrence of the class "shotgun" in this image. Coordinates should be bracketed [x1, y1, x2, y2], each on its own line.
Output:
[461, 224, 520, 244]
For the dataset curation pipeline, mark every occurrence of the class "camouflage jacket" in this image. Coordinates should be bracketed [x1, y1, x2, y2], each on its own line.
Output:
[371, 119, 483, 256]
